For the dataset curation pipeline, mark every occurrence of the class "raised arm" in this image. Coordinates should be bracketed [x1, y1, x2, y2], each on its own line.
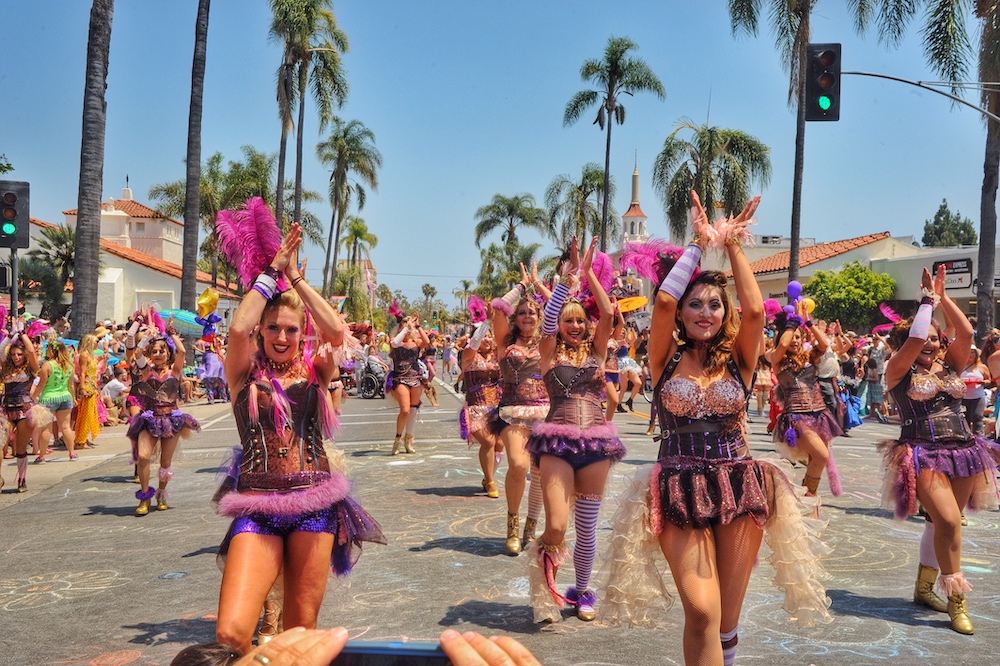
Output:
[723, 196, 764, 378]
[885, 267, 938, 391]
[584, 238, 616, 357]
[539, 237, 582, 368]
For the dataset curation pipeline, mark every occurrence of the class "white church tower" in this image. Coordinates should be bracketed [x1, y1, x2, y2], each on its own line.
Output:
[619, 162, 648, 249]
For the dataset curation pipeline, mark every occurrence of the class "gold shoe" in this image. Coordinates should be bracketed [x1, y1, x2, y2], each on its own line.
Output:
[505, 513, 521, 554]
[135, 499, 151, 516]
[257, 599, 281, 645]
[914, 565, 948, 613]
[391, 436, 402, 456]
[522, 517, 538, 549]
[961, 513, 968, 527]
[645, 424, 655, 437]
[404, 434, 416, 454]
[947, 593, 975, 635]
[482, 479, 500, 499]
[156, 494, 169, 511]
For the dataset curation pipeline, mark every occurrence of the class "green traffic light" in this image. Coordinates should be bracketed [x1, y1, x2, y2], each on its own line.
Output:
[1, 222, 15, 235]
[818, 95, 832, 111]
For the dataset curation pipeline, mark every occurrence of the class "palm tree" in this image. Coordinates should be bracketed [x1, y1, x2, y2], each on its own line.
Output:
[453, 279, 474, 323]
[28, 225, 82, 287]
[564, 36, 665, 251]
[316, 118, 382, 296]
[652, 120, 772, 241]
[269, 0, 349, 226]
[339, 215, 377, 268]
[545, 162, 619, 247]
[71, 0, 114, 340]
[476, 240, 556, 298]
[473, 193, 552, 251]
[180, 0, 211, 312]
[15, 258, 64, 320]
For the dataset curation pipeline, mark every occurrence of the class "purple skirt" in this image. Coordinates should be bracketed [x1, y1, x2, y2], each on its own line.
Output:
[649, 456, 772, 531]
[127, 409, 201, 442]
[878, 436, 1000, 519]
[774, 409, 842, 447]
[527, 421, 626, 468]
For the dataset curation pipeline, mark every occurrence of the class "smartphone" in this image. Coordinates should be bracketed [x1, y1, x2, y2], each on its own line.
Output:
[330, 640, 450, 666]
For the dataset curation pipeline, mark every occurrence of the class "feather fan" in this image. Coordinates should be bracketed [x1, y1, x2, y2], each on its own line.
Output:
[216, 197, 284, 290]
[619, 238, 689, 283]
[581, 250, 615, 295]
[467, 294, 488, 323]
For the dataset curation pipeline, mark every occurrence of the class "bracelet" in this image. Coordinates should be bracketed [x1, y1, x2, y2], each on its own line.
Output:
[263, 266, 282, 282]
[166, 326, 178, 337]
[690, 235, 706, 248]
[291, 276, 304, 288]
[253, 274, 278, 301]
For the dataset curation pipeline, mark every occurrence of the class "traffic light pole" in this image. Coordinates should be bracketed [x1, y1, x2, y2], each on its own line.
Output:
[9, 248, 16, 326]
[843, 71, 1000, 124]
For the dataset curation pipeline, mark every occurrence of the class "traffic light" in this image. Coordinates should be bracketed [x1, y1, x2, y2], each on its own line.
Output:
[805, 43, 841, 122]
[0, 181, 30, 249]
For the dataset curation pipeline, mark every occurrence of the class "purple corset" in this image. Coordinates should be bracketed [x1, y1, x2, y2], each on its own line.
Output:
[890, 370, 972, 443]
[499, 346, 548, 407]
[465, 365, 500, 407]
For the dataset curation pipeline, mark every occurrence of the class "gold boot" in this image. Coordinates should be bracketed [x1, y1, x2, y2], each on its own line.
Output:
[404, 434, 416, 454]
[156, 492, 169, 511]
[522, 517, 538, 549]
[505, 513, 521, 554]
[135, 499, 151, 516]
[913, 564, 948, 613]
[391, 436, 402, 456]
[947, 593, 974, 635]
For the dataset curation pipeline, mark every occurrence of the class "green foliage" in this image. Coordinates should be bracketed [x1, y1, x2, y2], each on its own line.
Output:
[16, 257, 65, 319]
[805, 261, 896, 331]
[0, 154, 12, 174]
[921, 199, 977, 247]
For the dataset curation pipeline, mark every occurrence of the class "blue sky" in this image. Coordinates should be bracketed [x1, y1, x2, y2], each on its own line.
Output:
[0, 1, 989, 307]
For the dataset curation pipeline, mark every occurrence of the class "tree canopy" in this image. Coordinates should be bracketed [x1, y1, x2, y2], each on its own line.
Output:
[922, 199, 977, 247]
[804, 261, 896, 332]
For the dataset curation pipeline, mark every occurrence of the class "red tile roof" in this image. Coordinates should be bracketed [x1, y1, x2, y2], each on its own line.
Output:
[30, 217, 239, 297]
[746, 231, 891, 275]
[622, 202, 646, 218]
[62, 198, 183, 226]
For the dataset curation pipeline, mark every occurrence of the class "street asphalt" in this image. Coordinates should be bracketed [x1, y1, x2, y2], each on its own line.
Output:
[1, 376, 998, 665]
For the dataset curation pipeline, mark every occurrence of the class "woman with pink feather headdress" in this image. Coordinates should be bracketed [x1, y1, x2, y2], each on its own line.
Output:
[211, 200, 384, 654]
[877, 265, 1000, 635]
[599, 192, 832, 664]
[523, 237, 625, 623]
[458, 294, 503, 498]
[489, 259, 552, 555]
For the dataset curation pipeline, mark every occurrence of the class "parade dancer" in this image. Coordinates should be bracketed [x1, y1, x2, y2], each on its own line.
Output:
[386, 310, 430, 454]
[768, 300, 844, 498]
[879, 265, 1000, 635]
[525, 237, 625, 622]
[0, 329, 39, 492]
[459, 296, 502, 498]
[35, 339, 78, 463]
[213, 209, 383, 654]
[74, 334, 104, 449]
[491, 262, 551, 554]
[127, 320, 200, 515]
[601, 192, 832, 664]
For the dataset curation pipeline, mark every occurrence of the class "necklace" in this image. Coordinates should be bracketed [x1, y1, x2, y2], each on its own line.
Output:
[268, 356, 300, 374]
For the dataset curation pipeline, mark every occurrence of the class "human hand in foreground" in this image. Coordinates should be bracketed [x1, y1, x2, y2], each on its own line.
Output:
[232, 626, 348, 666]
[439, 629, 542, 665]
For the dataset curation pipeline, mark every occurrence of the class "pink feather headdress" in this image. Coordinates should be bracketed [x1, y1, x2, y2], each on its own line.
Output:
[581, 250, 615, 296]
[872, 303, 902, 335]
[216, 197, 284, 291]
[387, 300, 404, 323]
[467, 294, 487, 324]
[619, 237, 700, 284]
[763, 299, 782, 321]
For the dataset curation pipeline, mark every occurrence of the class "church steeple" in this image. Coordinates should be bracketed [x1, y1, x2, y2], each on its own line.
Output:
[620, 155, 648, 250]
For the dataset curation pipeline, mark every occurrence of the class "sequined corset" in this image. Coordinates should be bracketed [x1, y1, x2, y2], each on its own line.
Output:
[657, 377, 746, 459]
[464, 356, 500, 408]
[131, 372, 182, 415]
[775, 364, 827, 413]
[890, 368, 972, 443]
[499, 344, 548, 407]
[234, 380, 331, 492]
[390, 345, 421, 377]
[3, 372, 33, 408]
[543, 356, 605, 428]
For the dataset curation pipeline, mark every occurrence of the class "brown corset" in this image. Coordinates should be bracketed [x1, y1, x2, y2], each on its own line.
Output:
[543, 357, 605, 428]
[775, 364, 826, 413]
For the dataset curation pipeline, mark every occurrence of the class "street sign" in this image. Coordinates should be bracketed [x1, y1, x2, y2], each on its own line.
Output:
[932, 258, 972, 289]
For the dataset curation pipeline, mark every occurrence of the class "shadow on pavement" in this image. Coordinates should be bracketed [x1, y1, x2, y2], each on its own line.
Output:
[124, 616, 217, 646]
[409, 485, 482, 498]
[84, 504, 139, 517]
[181, 545, 220, 558]
[409, 536, 508, 558]
[82, 474, 135, 484]
[827, 589, 940, 628]
[438, 599, 537, 634]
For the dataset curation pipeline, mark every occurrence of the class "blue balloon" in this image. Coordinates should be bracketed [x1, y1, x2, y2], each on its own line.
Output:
[787, 281, 802, 300]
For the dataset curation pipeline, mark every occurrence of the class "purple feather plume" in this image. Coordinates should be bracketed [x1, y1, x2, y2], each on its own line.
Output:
[467, 294, 487, 323]
[216, 197, 284, 290]
[0, 305, 7, 330]
[459, 407, 469, 441]
[582, 251, 615, 294]
[785, 426, 798, 448]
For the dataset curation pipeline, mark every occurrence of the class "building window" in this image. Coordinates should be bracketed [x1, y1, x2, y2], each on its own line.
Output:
[135, 221, 145, 235]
